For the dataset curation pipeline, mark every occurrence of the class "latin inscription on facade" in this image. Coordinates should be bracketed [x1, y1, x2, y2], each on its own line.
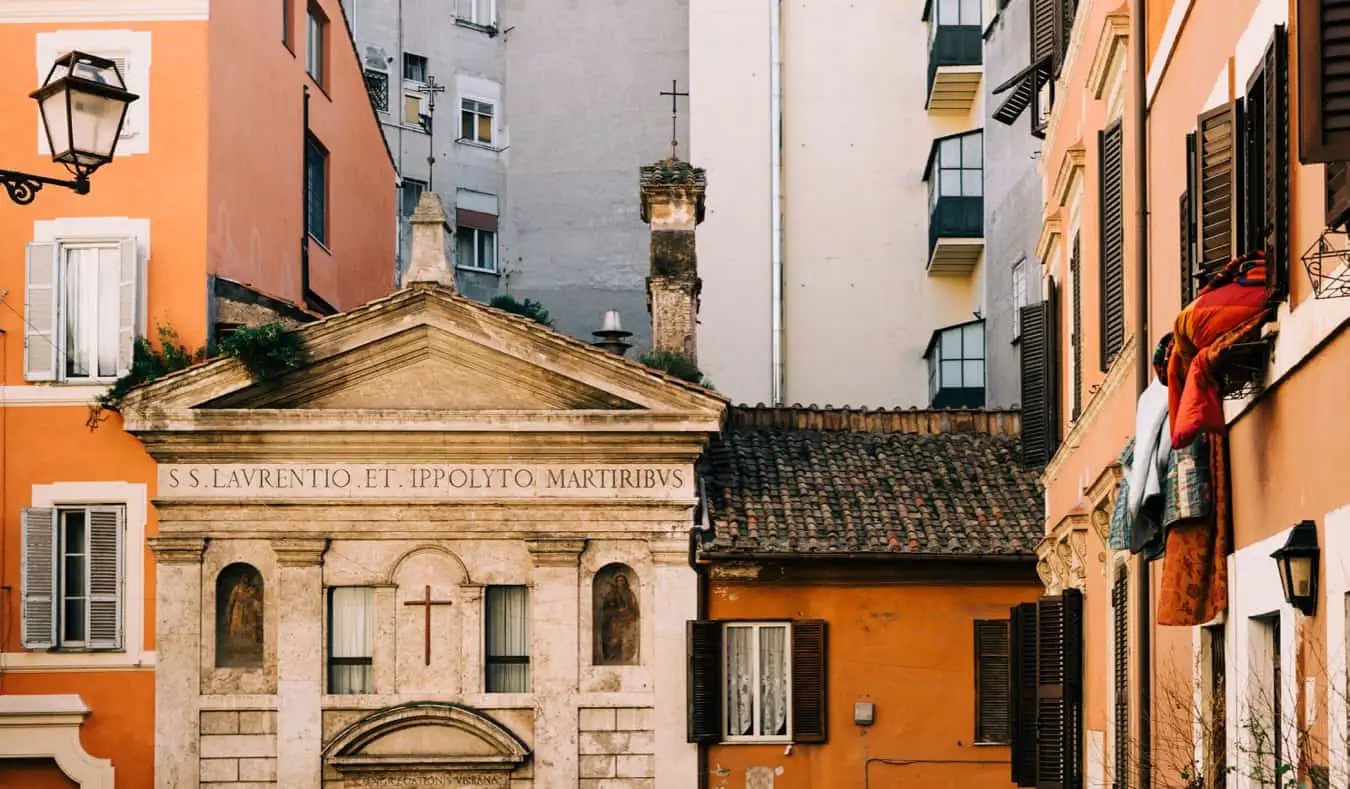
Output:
[158, 463, 691, 500]
[347, 772, 508, 789]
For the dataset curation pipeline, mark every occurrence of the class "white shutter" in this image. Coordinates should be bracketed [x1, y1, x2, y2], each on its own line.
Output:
[21, 507, 58, 650]
[106, 57, 133, 138]
[87, 507, 125, 650]
[24, 242, 60, 382]
[117, 237, 139, 376]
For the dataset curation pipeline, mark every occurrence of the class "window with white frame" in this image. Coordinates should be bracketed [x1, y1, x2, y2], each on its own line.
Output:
[23, 239, 138, 383]
[306, 2, 327, 87]
[454, 0, 496, 28]
[456, 228, 497, 273]
[485, 585, 529, 692]
[724, 622, 791, 741]
[21, 506, 125, 651]
[1011, 257, 1028, 340]
[403, 53, 428, 83]
[460, 98, 494, 145]
[328, 587, 374, 694]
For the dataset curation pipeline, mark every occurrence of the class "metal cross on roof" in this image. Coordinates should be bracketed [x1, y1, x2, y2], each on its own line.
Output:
[659, 79, 689, 158]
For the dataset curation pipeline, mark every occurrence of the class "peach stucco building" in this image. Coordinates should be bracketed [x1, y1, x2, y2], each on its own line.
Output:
[0, 1, 394, 786]
[996, 0, 1350, 785]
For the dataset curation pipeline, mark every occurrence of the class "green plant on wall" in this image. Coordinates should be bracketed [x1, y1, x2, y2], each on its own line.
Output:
[489, 294, 553, 327]
[217, 322, 306, 382]
[637, 350, 713, 389]
[94, 326, 205, 416]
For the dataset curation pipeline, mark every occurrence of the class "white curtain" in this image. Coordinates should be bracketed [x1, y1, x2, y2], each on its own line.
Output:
[329, 587, 373, 694]
[63, 246, 120, 379]
[487, 586, 530, 692]
[726, 626, 754, 736]
[759, 626, 788, 737]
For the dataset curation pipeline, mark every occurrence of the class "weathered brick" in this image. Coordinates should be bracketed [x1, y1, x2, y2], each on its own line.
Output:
[579, 754, 616, 778]
[615, 708, 653, 732]
[200, 734, 277, 759]
[579, 708, 617, 731]
[199, 758, 238, 782]
[238, 710, 276, 734]
[616, 754, 654, 778]
[200, 711, 239, 735]
[238, 757, 277, 781]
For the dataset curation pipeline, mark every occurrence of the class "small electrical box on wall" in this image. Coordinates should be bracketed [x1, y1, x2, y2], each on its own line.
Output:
[853, 701, 875, 726]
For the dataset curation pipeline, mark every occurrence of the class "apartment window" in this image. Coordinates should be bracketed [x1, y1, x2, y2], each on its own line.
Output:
[725, 622, 791, 740]
[21, 506, 125, 651]
[460, 99, 494, 145]
[23, 239, 138, 383]
[454, 0, 496, 28]
[1011, 258, 1028, 341]
[283, 0, 294, 50]
[328, 587, 374, 694]
[456, 228, 497, 273]
[1250, 614, 1282, 785]
[485, 586, 529, 693]
[400, 179, 427, 218]
[928, 130, 983, 211]
[306, 2, 327, 87]
[974, 619, 1011, 744]
[925, 320, 986, 408]
[305, 134, 328, 246]
[364, 69, 389, 113]
[403, 53, 428, 83]
[1201, 622, 1227, 789]
[404, 92, 426, 127]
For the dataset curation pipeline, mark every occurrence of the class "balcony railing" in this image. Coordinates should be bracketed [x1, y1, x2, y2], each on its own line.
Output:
[927, 194, 984, 275]
[926, 25, 983, 111]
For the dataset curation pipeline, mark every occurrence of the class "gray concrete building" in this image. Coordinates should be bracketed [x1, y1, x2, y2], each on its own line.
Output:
[347, 0, 689, 351]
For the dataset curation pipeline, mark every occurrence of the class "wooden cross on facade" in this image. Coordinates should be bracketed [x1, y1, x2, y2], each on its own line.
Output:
[659, 78, 689, 158]
[402, 584, 454, 666]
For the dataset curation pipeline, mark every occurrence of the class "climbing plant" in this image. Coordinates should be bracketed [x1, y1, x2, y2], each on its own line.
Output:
[490, 294, 553, 327]
[217, 322, 306, 382]
[94, 326, 205, 415]
[637, 350, 713, 389]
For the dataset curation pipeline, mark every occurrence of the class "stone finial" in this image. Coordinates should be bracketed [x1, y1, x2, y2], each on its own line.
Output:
[639, 156, 706, 365]
[403, 191, 456, 289]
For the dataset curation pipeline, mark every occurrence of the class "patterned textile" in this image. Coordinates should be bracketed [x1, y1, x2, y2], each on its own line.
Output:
[1108, 440, 1134, 551]
[1158, 433, 1231, 626]
[1163, 435, 1211, 529]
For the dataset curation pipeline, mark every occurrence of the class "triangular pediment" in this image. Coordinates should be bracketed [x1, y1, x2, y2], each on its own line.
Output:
[121, 285, 726, 418]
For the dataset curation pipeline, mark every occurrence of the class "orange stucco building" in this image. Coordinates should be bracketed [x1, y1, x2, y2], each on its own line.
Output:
[693, 406, 1044, 788]
[0, 1, 394, 786]
[993, 0, 1350, 785]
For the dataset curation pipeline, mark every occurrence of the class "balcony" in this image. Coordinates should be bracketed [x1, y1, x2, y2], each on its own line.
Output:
[926, 25, 983, 112]
[923, 130, 985, 275]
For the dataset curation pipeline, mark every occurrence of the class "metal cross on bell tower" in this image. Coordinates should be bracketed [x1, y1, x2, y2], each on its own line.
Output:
[658, 79, 689, 159]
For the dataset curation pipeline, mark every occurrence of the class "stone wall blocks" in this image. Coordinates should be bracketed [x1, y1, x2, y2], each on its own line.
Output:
[579, 779, 656, 789]
[200, 758, 239, 782]
[238, 757, 278, 781]
[201, 711, 240, 735]
[238, 710, 277, 734]
[615, 707, 653, 731]
[616, 754, 655, 778]
[579, 707, 617, 731]
[200, 734, 278, 759]
[580, 754, 617, 778]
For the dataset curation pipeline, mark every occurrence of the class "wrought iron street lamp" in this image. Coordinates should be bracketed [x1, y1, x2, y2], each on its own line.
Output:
[1271, 520, 1320, 616]
[1, 51, 139, 205]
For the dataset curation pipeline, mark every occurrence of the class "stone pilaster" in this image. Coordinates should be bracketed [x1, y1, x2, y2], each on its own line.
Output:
[525, 538, 586, 789]
[148, 535, 207, 789]
[272, 538, 327, 789]
[459, 584, 485, 694]
[650, 540, 698, 789]
[639, 158, 706, 365]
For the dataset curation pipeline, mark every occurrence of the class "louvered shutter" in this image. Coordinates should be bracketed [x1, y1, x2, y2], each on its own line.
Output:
[21, 507, 58, 650]
[1296, 0, 1350, 163]
[1329, 161, 1350, 229]
[1036, 589, 1084, 789]
[1010, 603, 1039, 786]
[791, 620, 828, 744]
[976, 620, 1012, 744]
[1058, 0, 1077, 71]
[1246, 28, 1290, 293]
[1193, 101, 1245, 287]
[1111, 571, 1129, 789]
[1181, 132, 1199, 304]
[1098, 121, 1126, 371]
[24, 242, 59, 382]
[687, 621, 723, 743]
[87, 507, 125, 650]
[1019, 280, 1060, 467]
[1069, 236, 1082, 421]
[117, 237, 138, 376]
[1030, 0, 1060, 71]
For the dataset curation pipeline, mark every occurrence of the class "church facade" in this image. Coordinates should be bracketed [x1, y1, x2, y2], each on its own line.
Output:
[122, 243, 725, 787]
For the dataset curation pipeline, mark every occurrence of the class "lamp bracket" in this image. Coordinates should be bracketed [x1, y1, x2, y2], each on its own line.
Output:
[0, 168, 89, 205]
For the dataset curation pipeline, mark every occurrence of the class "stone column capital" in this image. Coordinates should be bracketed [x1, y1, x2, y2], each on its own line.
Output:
[148, 535, 207, 564]
[459, 583, 485, 601]
[650, 538, 692, 566]
[525, 537, 587, 567]
[271, 538, 329, 567]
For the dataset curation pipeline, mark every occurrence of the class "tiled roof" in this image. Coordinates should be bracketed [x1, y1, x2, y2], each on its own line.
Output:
[702, 406, 1044, 557]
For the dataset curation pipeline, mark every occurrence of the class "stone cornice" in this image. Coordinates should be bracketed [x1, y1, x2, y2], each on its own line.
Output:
[1036, 512, 1089, 594]
[525, 538, 587, 566]
[1042, 332, 1137, 484]
[1037, 216, 1064, 266]
[147, 535, 207, 564]
[271, 538, 329, 567]
[1053, 144, 1087, 209]
[1087, 10, 1132, 100]
[1084, 458, 1125, 546]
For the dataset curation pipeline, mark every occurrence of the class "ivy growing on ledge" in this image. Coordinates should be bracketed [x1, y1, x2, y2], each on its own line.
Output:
[217, 322, 306, 382]
[489, 294, 553, 327]
[637, 350, 713, 389]
[93, 326, 205, 417]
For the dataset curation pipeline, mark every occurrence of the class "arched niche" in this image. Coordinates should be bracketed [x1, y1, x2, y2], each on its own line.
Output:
[593, 563, 640, 665]
[215, 563, 264, 668]
[323, 702, 529, 781]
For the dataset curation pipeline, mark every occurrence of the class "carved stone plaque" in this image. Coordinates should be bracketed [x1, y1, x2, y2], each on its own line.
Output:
[347, 772, 508, 789]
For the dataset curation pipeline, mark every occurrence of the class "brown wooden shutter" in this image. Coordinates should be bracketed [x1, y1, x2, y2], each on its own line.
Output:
[1010, 603, 1039, 786]
[686, 620, 723, 743]
[1247, 27, 1291, 294]
[1111, 570, 1129, 789]
[1036, 589, 1083, 789]
[1069, 236, 1082, 421]
[1018, 278, 1060, 467]
[1098, 121, 1126, 371]
[791, 620, 828, 744]
[1058, 0, 1077, 72]
[975, 620, 1012, 744]
[1181, 131, 1199, 304]
[1030, 0, 1060, 71]
[1296, 0, 1350, 164]
[1193, 101, 1245, 287]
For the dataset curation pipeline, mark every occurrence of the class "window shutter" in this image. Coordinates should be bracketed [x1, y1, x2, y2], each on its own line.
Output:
[1036, 589, 1084, 789]
[687, 620, 723, 743]
[1111, 570, 1129, 789]
[87, 508, 125, 651]
[1010, 603, 1039, 786]
[117, 237, 138, 376]
[1030, 0, 1060, 71]
[1057, 0, 1077, 70]
[1181, 131, 1199, 304]
[1247, 28, 1290, 292]
[1019, 280, 1060, 467]
[792, 619, 828, 744]
[24, 242, 59, 382]
[21, 507, 58, 650]
[1098, 121, 1126, 371]
[1193, 101, 1245, 286]
[1296, 0, 1350, 164]
[975, 620, 1012, 744]
[1069, 236, 1082, 421]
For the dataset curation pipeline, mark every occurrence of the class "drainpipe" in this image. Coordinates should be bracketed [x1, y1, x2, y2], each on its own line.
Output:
[690, 476, 712, 789]
[302, 84, 312, 301]
[769, 0, 785, 404]
[1130, 0, 1152, 785]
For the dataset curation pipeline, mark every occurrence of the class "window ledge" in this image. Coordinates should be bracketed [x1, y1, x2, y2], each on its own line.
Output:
[454, 18, 498, 36]
[309, 234, 332, 255]
[971, 740, 1011, 747]
[1, 384, 111, 408]
[721, 737, 792, 746]
[306, 73, 331, 101]
[456, 138, 501, 153]
[455, 265, 500, 276]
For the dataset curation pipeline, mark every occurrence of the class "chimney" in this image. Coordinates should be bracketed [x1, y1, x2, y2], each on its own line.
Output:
[592, 309, 634, 356]
[639, 156, 706, 364]
[403, 191, 457, 289]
